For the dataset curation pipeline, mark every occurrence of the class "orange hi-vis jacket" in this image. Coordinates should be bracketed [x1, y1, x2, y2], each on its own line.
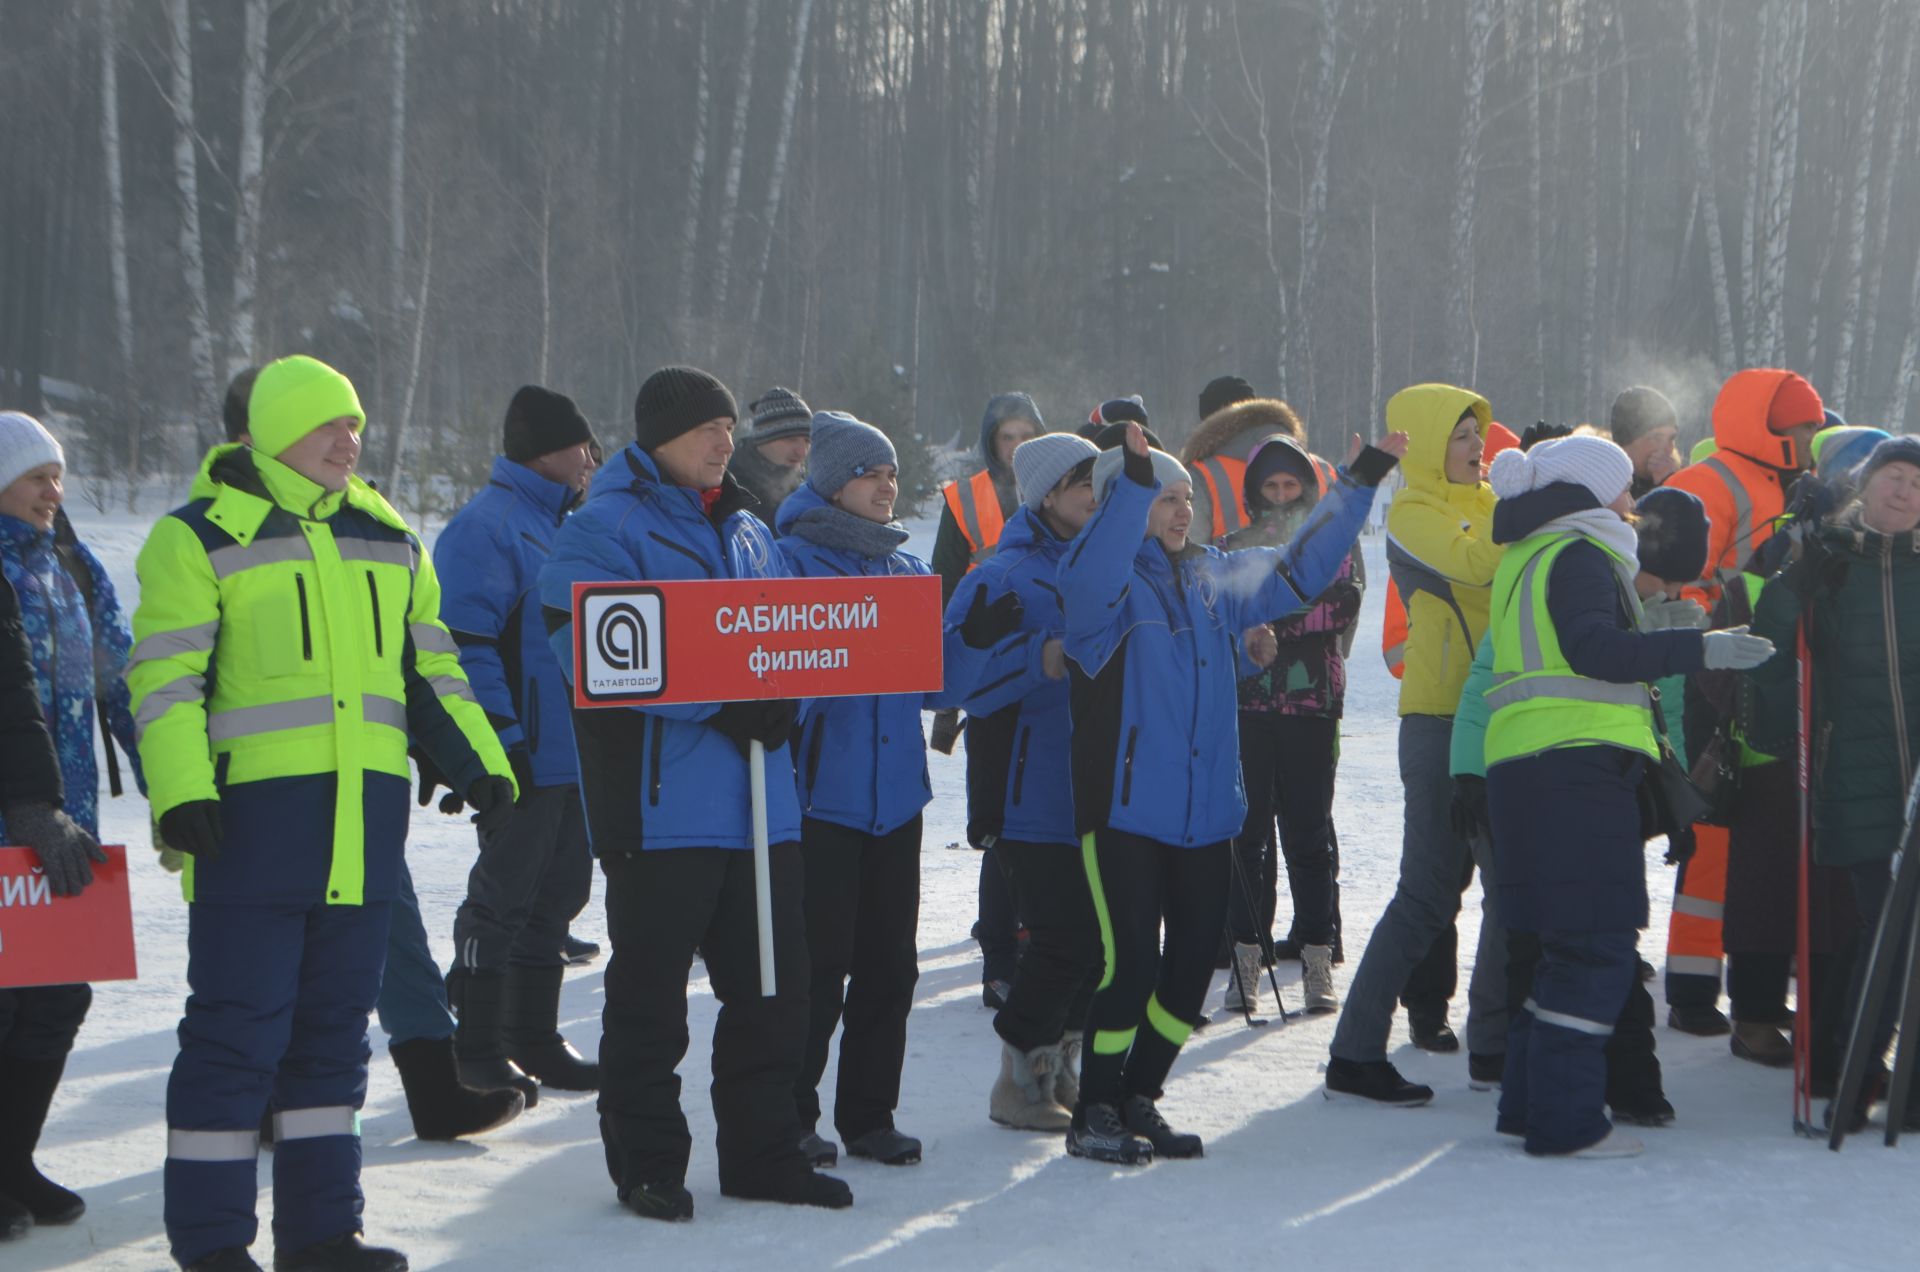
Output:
[1191, 452, 1336, 542]
[941, 469, 1006, 569]
[1665, 369, 1801, 608]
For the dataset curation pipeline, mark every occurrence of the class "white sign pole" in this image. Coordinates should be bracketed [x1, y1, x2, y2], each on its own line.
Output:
[749, 738, 776, 997]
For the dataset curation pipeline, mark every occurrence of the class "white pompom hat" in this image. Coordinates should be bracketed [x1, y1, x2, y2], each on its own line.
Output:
[1487, 433, 1632, 508]
[0, 411, 64, 494]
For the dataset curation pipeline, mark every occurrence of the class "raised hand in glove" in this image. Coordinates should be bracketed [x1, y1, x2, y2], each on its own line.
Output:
[466, 775, 516, 836]
[411, 745, 465, 815]
[1448, 775, 1488, 844]
[159, 799, 225, 863]
[1519, 421, 1574, 451]
[709, 699, 799, 758]
[1346, 434, 1410, 487]
[1701, 624, 1775, 671]
[959, 586, 1025, 649]
[1641, 596, 1707, 631]
[6, 802, 106, 896]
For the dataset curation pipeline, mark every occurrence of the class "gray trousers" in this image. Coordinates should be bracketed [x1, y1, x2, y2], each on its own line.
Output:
[452, 783, 592, 972]
[1330, 713, 1508, 1061]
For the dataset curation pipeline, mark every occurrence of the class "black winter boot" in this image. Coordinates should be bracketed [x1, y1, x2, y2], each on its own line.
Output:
[721, 1168, 853, 1210]
[0, 1055, 85, 1224]
[271, 1231, 407, 1271]
[1121, 1095, 1203, 1158]
[448, 969, 540, 1101]
[844, 1127, 921, 1165]
[389, 1038, 526, 1141]
[502, 965, 599, 1091]
[620, 1180, 694, 1222]
[1323, 1057, 1434, 1106]
[0, 1189, 30, 1241]
[186, 1248, 266, 1271]
[1065, 1102, 1152, 1165]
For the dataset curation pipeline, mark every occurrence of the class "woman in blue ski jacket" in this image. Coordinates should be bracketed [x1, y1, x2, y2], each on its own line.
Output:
[1058, 419, 1400, 1165]
[776, 411, 1017, 1170]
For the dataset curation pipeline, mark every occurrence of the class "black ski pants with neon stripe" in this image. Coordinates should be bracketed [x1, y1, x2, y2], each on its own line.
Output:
[1078, 828, 1230, 1107]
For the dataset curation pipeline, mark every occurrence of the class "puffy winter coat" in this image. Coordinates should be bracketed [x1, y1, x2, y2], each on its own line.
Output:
[1384, 385, 1501, 716]
[1061, 459, 1374, 846]
[434, 455, 581, 788]
[539, 443, 803, 854]
[946, 504, 1078, 847]
[1222, 506, 1362, 717]
[776, 485, 979, 836]
[1748, 514, 1920, 866]
[129, 445, 508, 905]
[0, 573, 61, 808]
[0, 515, 140, 839]
[1484, 486, 1705, 932]
[1666, 369, 1802, 603]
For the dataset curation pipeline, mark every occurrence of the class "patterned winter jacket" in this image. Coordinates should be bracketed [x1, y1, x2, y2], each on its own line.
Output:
[1223, 505, 1363, 718]
[0, 512, 141, 838]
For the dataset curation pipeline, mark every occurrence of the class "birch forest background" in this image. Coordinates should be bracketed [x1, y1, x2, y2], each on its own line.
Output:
[3, 0, 1918, 510]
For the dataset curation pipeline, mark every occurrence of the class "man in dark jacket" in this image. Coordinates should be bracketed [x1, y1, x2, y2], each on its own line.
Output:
[436, 386, 600, 1097]
[539, 366, 851, 1221]
[729, 387, 812, 529]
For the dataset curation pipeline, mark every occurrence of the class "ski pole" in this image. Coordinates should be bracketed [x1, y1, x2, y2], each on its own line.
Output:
[1793, 618, 1815, 1135]
[750, 738, 776, 997]
[1227, 835, 1292, 1023]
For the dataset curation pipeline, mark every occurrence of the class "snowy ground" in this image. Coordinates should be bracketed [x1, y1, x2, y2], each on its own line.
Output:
[14, 504, 1920, 1271]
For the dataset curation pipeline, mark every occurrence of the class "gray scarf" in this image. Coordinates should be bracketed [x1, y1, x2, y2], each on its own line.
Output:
[790, 503, 910, 560]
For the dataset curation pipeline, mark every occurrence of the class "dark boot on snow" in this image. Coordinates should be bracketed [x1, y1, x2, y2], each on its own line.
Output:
[1407, 1016, 1459, 1053]
[560, 933, 601, 965]
[722, 1169, 853, 1210]
[0, 1190, 30, 1241]
[271, 1232, 407, 1271]
[503, 965, 600, 1091]
[1121, 1094, 1202, 1159]
[390, 1037, 526, 1140]
[1065, 1102, 1152, 1165]
[1608, 1094, 1676, 1127]
[844, 1127, 921, 1165]
[0, 1055, 86, 1224]
[1323, 1058, 1434, 1106]
[620, 1180, 694, 1222]
[798, 1131, 838, 1167]
[448, 969, 541, 1103]
[1666, 1004, 1732, 1036]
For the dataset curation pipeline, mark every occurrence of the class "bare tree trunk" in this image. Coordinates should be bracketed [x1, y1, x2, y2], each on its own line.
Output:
[743, 0, 816, 343]
[1530, 0, 1548, 408]
[1740, 0, 1774, 361]
[225, 0, 269, 381]
[1443, 0, 1496, 380]
[97, 0, 138, 507]
[386, 190, 434, 498]
[1898, 233, 1920, 431]
[1756, 0, 1807, 367]
[1685, 0, 1737, 372]
[537, 172, 552, 383]
[1579, 23, 1600, 417]
[676, 4, 711, 331]
[1294, 0, 1353, 419]
[164, 0, 218, 449]
[1859, 10, 1916, 414]
[711, 0, 763, 318]
[385, 0, 408, 360]
[1828, 0, 1892, 416]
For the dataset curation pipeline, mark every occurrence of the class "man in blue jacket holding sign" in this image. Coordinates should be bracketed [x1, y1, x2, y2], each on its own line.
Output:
[539, 366, 850, 1222]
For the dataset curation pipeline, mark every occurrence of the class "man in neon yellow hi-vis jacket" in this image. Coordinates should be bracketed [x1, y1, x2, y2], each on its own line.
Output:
[132, 355, 514, 1272]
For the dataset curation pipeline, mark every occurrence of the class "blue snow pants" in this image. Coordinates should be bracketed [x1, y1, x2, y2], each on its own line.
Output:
[164, 899, 392, 1266]
[374, 859, 456, 1046]
[1497, 929, 1637, 1156]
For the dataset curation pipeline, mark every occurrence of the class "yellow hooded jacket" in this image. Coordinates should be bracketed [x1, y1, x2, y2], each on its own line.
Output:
[1383, 384, 1499, 717]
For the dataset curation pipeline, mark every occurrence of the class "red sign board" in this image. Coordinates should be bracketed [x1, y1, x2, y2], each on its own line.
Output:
[0, 845, 138, 988]
[572, 575, 945, 707]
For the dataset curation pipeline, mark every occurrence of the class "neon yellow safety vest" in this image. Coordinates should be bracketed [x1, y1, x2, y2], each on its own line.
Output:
[1485, 531, 1659, 768]
[129, 444, 510, 905]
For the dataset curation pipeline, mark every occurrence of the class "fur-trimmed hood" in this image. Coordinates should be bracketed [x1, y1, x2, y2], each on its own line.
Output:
[1182, 398, 1304, 467]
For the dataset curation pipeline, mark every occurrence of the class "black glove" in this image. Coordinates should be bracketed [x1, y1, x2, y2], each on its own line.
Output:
[1664, 825, 1697, 866]
[1519, 421, 1574, 451]
[506, 747, 535, 801]
[1347, 444, 1401, 488]
[1448, 775, 1488, 844]
[929, 707, 965, 755]
[709, 699, 799, 758]
[410, 746, 465, 815]
[1122, 441, 1154, 487]
[1782, 471, 1840, 527]
[1777, 535, 1846, 603]
[958, 587, 1025, 649]
[159, 799, 225, 863]
[466, 775, 516, 836]
[5, 802, 106, 897]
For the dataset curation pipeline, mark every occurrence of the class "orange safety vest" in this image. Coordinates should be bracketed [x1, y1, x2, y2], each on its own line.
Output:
[1381, 577, 1408, 680]
[1194, 453, 1336, 542]
[1665, 823, 1727, 986]
[942, 469, 1006, 569]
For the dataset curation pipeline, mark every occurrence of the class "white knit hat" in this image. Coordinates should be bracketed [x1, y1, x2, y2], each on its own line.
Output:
[1488, 434, 1632, 508]
[1012, 433, 1099, 508]
[1092, 445, 1192, 499]
[0, 412, 64, 494]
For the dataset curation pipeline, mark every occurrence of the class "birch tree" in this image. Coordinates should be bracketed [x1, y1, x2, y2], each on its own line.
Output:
[1756, 0, 1807, 366]
[1685, 0, 1737, 372]
[225, 0, 270, 381]
[710, 0, 763, 316]
[676, 4, 711, 332]
[97, 0, 137, 498]
[743, 0, 816, 342]
[164, 0, 220, 442]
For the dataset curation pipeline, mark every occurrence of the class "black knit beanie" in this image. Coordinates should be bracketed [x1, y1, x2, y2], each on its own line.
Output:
[1199, 375, 1255, 422]
[1609, 386, 1679, 446]
[634, 366, 737, 450]
[504, 384, 593, 462]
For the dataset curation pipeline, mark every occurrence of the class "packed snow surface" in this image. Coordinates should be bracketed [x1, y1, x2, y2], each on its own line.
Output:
[14, 508, 1919, 1271]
